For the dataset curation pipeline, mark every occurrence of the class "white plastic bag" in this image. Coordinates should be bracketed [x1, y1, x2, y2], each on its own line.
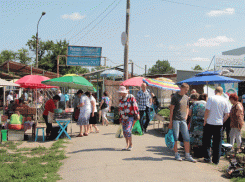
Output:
[48, 111, 54, 123]
[115, 124, 123, 138]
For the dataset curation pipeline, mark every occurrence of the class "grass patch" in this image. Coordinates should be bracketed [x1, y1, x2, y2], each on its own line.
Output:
[0, 139, 68, 181]
[231, 177, 245, 182]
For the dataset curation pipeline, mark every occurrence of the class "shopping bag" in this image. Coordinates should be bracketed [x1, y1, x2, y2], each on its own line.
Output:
[48, 111, 54, 123]
[74, 108, 80, 121]
[132, 120, 143, 135]
[165, 129, 175, 149]
[115, 124, 123, 138]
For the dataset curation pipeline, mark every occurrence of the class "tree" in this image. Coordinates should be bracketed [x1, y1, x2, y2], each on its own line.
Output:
[192, 65, 203, 71]
[16, 48, 32, 65]
[0, 50, 16, 64]
[26, 36, 89, 75]
[148, 60, 175, 75]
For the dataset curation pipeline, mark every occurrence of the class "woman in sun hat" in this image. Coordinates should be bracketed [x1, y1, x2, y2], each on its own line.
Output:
[118, 86, 140, 151]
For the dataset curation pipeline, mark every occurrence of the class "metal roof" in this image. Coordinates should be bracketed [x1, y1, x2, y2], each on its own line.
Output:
[0, 61, 58, 79]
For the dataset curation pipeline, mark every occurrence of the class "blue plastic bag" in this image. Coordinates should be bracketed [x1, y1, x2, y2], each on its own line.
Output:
[165, 129, 175, 149]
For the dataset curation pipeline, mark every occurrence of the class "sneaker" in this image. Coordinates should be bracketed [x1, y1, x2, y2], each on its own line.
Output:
[175, 154, 182, 161]
[185, 156, 197, 163]
[127, 147, 133, 151]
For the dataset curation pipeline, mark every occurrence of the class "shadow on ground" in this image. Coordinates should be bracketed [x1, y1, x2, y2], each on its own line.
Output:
[68, 148, 120, 154]
[123, 156, 174, 161]
[102, 133, 115, 135]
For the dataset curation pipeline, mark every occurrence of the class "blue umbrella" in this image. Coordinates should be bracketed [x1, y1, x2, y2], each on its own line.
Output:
[177, 71, 241, 85]
[100, 70, 123, 77]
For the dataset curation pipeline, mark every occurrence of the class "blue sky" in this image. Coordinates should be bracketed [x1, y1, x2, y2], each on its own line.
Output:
[1, 0, 245, 75]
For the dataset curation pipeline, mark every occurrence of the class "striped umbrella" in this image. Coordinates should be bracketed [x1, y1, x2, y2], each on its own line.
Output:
[143, 77, 180, 91]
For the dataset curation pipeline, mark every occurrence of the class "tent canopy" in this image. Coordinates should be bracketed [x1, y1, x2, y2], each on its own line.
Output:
[177, 71, 241, 85]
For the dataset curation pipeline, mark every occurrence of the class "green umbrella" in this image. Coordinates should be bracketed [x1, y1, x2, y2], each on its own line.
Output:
[42, 74, 94, 91]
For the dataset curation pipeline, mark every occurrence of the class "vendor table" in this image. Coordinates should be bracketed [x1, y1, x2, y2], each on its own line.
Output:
[55, 119, 71, 140]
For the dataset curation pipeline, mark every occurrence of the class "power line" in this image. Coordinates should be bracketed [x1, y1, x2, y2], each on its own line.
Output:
[161, 0, 245, 15]
[68, 0, 119, 41]
[72, 0, 123, 45]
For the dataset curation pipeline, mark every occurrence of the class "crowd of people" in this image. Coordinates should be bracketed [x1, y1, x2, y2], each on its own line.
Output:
[5, 81, 244, 165]
[169, 84, 244, 164]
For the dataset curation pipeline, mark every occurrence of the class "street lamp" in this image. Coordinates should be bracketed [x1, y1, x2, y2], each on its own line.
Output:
[36, 11, 46, 68]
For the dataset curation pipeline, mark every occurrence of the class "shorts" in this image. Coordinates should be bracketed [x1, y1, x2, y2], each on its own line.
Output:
[173, 120, 190, 142]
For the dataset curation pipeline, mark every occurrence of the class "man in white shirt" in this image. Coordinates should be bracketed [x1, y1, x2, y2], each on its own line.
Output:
[202, 86, 229, 165]
[6, 91, 14, 106]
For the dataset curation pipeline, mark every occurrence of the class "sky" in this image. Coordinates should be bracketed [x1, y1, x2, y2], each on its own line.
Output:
[1, 0, 245, 75]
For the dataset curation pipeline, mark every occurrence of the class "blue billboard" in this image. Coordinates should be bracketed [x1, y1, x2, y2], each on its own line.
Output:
[67, 46, 102, 66]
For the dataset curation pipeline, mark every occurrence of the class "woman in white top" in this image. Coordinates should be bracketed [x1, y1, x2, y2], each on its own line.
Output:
[77, 91, 91, 137]
[89, 93, 99, 133]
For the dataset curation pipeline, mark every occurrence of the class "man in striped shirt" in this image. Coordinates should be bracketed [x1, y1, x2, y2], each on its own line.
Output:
[136, 83, 152, 134]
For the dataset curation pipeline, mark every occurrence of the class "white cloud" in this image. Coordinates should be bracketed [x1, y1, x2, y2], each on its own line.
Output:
[192, 49, 198, 53]
[207, 8, 235, 17]
[144, 35, 150, 38]
[61, 12, 85, 20]
[187, 36, 235, 47]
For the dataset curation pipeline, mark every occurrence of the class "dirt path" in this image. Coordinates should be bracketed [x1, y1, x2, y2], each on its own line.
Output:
[58, 123, 229, 182]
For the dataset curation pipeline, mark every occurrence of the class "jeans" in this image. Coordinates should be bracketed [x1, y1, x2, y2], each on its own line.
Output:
[202, 124, 223, 164]
[139, 107, 150, 132]
[172, 120, 190, 142]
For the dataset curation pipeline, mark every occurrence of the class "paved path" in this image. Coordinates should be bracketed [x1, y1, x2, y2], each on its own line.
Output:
[58, 123, 228, 182]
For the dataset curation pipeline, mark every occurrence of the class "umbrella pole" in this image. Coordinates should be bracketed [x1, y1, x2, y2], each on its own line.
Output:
[206, 82, 208, 94]
[36, 88, 37, 121]
[3, 86, 5, 115]
[97, 73, 99, 101]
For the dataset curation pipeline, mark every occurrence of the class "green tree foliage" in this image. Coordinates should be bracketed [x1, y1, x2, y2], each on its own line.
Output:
[192, 65, 203, 71]
[0, 50, 16, 64]
[26, 36, 89, 75]
[16, 48, 32, 65]
[148, 60, 175, 75]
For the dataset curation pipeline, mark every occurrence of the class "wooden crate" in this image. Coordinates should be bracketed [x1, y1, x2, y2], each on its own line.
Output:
[8, 130, 24, 141]
[28, 108, 36, 115]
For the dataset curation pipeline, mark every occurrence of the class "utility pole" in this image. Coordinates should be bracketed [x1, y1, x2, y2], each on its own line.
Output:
[123, 0, 130, 80]
[131, 61, 134, 78]
[104, 57, 107, 67]
[145, 65, 147, 76]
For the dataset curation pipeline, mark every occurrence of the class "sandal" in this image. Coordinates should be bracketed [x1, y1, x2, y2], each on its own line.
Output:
[96, 130, 100, 133]
[84, 133, 88, 136]
[76, 134, 83, 137]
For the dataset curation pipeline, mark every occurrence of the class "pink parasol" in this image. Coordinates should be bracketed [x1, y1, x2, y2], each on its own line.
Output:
[15, 75, 56, 121]
[120, 77, 144, 87]
[15, 75, 56, 89]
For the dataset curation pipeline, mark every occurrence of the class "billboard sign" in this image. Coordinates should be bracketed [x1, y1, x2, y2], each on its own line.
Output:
[67, 46, 102, 66]
[215, 55, 245, 70]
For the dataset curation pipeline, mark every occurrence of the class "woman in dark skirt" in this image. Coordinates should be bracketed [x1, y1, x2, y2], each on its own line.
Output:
[89, 92, 99, 133]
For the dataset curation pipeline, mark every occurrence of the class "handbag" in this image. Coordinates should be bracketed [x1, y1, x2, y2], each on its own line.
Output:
[74, 108, 80, 121]
[165, 129, 175, 149]
[115, 124, 123, 138]
[101, 98, 108, 110]
[132, 120, 143, 135]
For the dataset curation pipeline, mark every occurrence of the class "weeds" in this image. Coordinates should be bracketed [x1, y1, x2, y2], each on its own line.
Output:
[0, 139, 68, 181]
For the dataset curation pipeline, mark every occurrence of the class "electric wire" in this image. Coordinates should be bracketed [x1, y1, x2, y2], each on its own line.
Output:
[72, 0, 123, 45]
[68, 0, 119, 41]
[161, 0, 245, 15]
